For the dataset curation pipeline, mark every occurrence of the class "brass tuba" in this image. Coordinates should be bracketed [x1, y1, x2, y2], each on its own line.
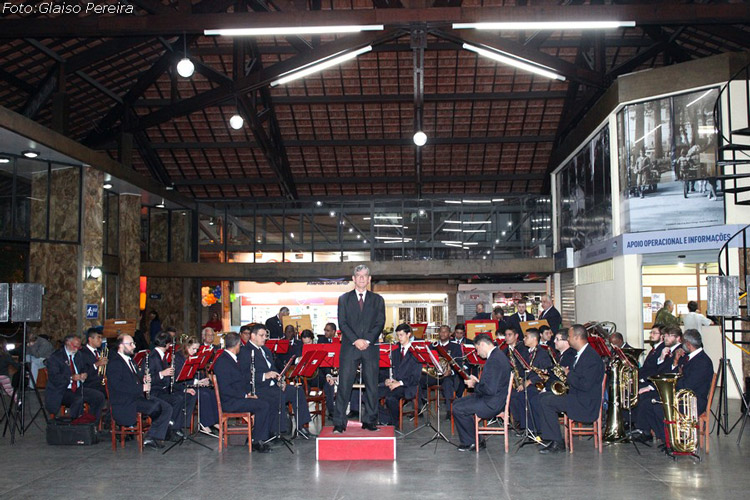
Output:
[648, 373, 699, 454]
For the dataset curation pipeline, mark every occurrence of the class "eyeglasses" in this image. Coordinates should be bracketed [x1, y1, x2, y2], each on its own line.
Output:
[122, 341, 135, 346]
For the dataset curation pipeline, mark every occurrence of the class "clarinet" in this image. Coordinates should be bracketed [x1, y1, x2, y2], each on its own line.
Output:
[169, 342, 175, 393]
[250, 349, 257, 397]
[144, 352, 151, 400]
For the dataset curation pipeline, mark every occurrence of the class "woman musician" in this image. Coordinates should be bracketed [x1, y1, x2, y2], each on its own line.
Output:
[175, 337, 219, 435]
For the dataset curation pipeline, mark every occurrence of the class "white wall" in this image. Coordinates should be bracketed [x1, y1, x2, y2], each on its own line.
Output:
[701, 325, 742, 400]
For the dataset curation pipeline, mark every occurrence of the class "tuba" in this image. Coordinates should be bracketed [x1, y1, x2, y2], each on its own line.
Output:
[604, 348, 641, 442]
[648, 373, 699, 454]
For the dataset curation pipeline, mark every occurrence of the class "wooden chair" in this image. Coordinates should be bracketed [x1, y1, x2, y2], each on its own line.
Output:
[698, 372, 718, 454]
[474, 375, 514, 453]
[211, 374, 254, 453]
[563, 374, 607, 453]
[105, 381, 151, 452]
[303, 379, 327, 427]
[398, 386, 420, 430]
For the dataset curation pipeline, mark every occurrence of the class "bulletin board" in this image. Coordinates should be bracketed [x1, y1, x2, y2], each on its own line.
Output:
[642, 286, 707, 328]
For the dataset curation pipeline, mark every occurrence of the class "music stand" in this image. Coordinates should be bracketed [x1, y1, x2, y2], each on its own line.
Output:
[133, 349, 150, 368]
[587, 336, 612, 358]
[506, 350, 544, 452]
[193, 349, 217, 438]
[265, 339, 290, 355]
[264, 356, 297, 453]
[465, 320, 499, 340]
[163, 355, 212, 454]
[206, 349, 225, 373]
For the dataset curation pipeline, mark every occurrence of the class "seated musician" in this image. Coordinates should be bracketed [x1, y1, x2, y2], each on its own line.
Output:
[318, 322, 337, 344]
[655, 327, 685, 375]
[539, 325, 557, 357]
[201, 327, 217, 350]
[378, 324, 421, 430]
[453, 324, 473, 346]
[420, 325, 464, 420]
[275, 325, 300, 372]
[452, 334, 512, 451]
[212, 332, 272, 452]
[296, 329, 334, 417]
[610, 332, 633, 350]
[546, 330, 576, 392]
[501, 327, 529, 359]
[108, 334, 173, 449]
[638, 324, 665, 387]
[79, 327, 108, 396]
[45, 334, 105, 420]
[239, 324, 252, 347]
[509, 328, 552, 433]
[533, 324, 605, 454]
[147, 331, 196, 439]
[632, 329, 712, 447]
[175, 337, 219, 434]
[240, 324, 313, 439]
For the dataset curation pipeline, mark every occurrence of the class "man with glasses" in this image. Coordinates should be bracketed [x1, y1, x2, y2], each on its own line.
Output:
[108, 334, 173, 449]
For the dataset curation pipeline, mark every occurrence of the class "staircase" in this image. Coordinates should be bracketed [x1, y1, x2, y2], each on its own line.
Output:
[713, 62, 750, 204]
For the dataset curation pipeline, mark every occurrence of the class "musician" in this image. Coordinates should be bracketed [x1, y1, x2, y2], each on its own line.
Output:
[78, 327, 108, 395]
[610, 332, 633, 350]
[239, 324, 252, 346]
[633, 329, 713, 447]
[212, 332, 272, 452]
[538, 294, 562, 333]
[147, 331, 196, 439]
[243, 324, 313, 438]
[472, 303, 491, 320]
[539, 325, 557, 357]
[108, 334, 173, 449]
[453, 324, 473, 346]
[176, 337, 218, 433]
[452, 334, 512, 451]
[318, 322, 337, 344]
[201, 327, 217, 350]
[533, 324, 605, 454]
[507, 300, 535, 335]
[265, 307, 289, 340]
[656, 327, 685, 375]
[639, 324, 665, 386]
[421, 325, 464, 420]
[509, 328, 552, 432]
[501, 327, 529, 361]
[275, 325, 301, 372]
[45, 334, 105, 420]
[379, 324, 421, 430]
[333, 264, 386, 434]
[493, 307, 509, 334]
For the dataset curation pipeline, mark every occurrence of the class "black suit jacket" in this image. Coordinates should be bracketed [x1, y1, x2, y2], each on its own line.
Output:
[538, 306, 562, 333]
[265, 315, 284, 339]
[656, 343, 686, 375]
[213, 351, 251, 408]
[78, 345, 104, 389]
[508, 312, 535, 334]
[676, 349, 713, 414]
[147, 348, 173, 396]
[44, 348, 86, 413]
[566, 343, 605, 422]
[338, 289, 385, 356]
[391, 347, 422, 400]
[454, 337, 474, 347]
[242, 342, 279, 396]
[107, 353, 146, 426]
[473, 347, 512, 414]
[473, 312, 492, 320]
[527, 347, 553, 385]
[639, 341, 666, 383]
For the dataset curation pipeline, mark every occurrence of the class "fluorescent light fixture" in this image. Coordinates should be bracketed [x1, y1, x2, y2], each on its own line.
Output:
[22, 150, 39, 158]
[463, 242, 479, 246]
[375, 236, 404, 240]
[492, 198, 505, 202]
[176, 57, 194, 78]
[462, 221, 489, 225]
[686, 89, 713, 108]
[0, 156, 10, 164]
[205, 25, 384, 36]
[374, 215, 402, 220]
[103, 182, 113, 190]
[462, 229, 487, 233]
[634, 124, 661, 145]
[384, 238, 412, 244]
[462, 199, 492, 204]
[444, 200, 462, 204]
[698, 126, 717, 136]
[374, 224, 404, 228]
[445, 220, 462, 224]
[443, 228, 462, 232]
[156, 199, 165, 209]
[453, 21, 635, 31]
[462, 43, 565, 81]
[270, 46, 372, 87]
[413, 131, 427, 146]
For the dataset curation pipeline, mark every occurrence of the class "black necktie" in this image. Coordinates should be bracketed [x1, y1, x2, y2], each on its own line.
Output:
[358, 293, 364, 311]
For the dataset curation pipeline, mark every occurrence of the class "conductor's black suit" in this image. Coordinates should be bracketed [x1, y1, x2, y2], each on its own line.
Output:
[333, 289, 385, 428]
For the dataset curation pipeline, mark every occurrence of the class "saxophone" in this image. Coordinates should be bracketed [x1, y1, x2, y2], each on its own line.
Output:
[507, 347, 524, 388]
[549, 353, 568, 395]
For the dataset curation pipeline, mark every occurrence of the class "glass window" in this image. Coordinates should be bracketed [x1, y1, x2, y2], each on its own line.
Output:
[170, 209, 191, 262]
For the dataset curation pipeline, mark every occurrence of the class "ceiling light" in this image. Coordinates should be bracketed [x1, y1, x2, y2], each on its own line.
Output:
[462, 199, 492, 204]
[329, 211, 336, 217]
[86, 266, 102, 280]
[103, 182, 113, 190]
[271, 45, 372, 86]
[462, 43, 565, 81]
[229, 113, 244, 130]
[0, 156, 10, 164]
[176, 57, 194, 78]
[492, 198, 505, 202]
[374, 215, 403, 220]
[443, 228, 462, 232]
[445, 220, 462, 224]
[289, 232, 295, 238]
[348, 228, 354, 233]
[356, 234, 361, 239]
[413, 131, 427, 146]
[486, 250, 491, 255]
[418, 209, 426, 216]
[205, 25, 384, 36]
[462, 221, 489, 225]
[209, 217, 215, 226]
[463, 242, 479, 246]
[374, 224, 404, 228]
[445, 200, 462, 204]
[156, 199, 165, 209]
[22, 150, 38, 158]
[453, 21, 635, 31]
[507, 221, 513, 226]
[316, 201, 322, 206]
[462, 229, 487, 233]
[501, 231, 506, 236]
[495, 239, 500, 243]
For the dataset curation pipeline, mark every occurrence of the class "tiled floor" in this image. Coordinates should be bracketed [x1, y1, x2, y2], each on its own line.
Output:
[2, 398, 750, 500]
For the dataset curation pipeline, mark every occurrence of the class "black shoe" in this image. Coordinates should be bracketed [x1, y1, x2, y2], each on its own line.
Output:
[539, 440, 564, 454]
[457, 443, 475, 452]
[444, 413, 451, 421]
[252, 441, 272, 453]
[361, 422, 379, 432]
[297, 428, 315, 439]
[143, 438, 163, 450]
[347, 411, 359, 419]
[333, 425, 345, 434]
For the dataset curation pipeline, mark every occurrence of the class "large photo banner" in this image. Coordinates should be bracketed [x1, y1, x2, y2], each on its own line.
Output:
[617, 87, 723, 233]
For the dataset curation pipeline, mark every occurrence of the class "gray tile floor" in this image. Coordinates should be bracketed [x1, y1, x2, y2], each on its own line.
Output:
[2, 397, 750, 500]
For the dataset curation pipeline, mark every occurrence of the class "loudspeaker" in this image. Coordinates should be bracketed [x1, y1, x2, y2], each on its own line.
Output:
[0, 283, 8, 322]
[706, 276, 740, 317]
[11, 283, 44, 323]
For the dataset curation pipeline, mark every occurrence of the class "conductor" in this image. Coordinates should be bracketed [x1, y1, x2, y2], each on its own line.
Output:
[333, 265, 386, 433]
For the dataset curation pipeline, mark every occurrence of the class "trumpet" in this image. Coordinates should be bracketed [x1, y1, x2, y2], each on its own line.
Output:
[99, 344, 108, 386]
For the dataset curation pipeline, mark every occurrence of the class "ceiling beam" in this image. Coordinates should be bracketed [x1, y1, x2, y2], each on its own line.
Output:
[0, 4, 748, 37]
[172, 173, 545, 186]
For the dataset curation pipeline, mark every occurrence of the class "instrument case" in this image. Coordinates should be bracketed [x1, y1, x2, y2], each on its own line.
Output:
[46, 418, 99, 446]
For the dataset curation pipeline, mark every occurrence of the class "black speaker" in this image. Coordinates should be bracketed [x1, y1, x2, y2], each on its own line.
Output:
[0, 283, 8, 323]
[11, 283, 44, 323]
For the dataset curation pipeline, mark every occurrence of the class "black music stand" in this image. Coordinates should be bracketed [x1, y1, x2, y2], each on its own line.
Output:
[264, 356, 296, 454]
[163, 355, 212, 454]
[289, 350, 327, 438]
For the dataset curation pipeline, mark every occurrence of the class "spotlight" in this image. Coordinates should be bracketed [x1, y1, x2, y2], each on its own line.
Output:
[86, 266, 102, 280]
[0, 156, 10, 164]
[103, 182, 113, 190]
[413, 131, 427, 146]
